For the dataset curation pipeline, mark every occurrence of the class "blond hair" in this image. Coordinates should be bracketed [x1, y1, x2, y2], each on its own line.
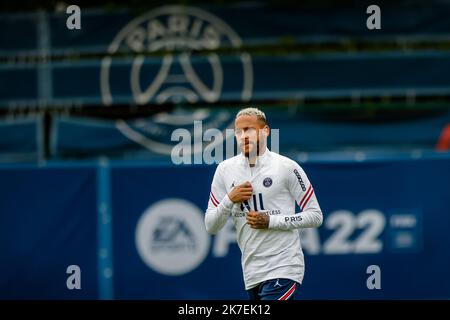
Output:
[235, 107, 267, 125]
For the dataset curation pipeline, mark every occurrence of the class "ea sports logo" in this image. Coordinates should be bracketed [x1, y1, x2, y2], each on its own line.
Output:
[101, 5, 253, 105]
[135, 198, 210, 276]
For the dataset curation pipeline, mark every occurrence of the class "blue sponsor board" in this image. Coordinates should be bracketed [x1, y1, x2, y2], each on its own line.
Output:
[0, 166, 98, 299]
[0, 156, 449, 299]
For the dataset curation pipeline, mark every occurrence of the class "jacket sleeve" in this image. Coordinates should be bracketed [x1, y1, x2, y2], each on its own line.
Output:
[268, 162, 323, 230]
[204, 164, 235, 234]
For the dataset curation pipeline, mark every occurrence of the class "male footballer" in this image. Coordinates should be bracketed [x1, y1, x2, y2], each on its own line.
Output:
[204, 107, 323, 300]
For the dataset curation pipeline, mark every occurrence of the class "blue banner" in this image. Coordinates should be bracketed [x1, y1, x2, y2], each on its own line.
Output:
[109, 157, 450, 299]
[0, 166, 98, 299]
[1, 155, 450, 299]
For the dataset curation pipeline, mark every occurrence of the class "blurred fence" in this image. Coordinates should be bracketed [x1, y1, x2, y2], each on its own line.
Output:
[1, 153, 450, 299]
[3, 4, 450, 108]
[4, 53, 450, 108]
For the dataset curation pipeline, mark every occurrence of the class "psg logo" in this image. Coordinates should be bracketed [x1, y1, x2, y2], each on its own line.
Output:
[263, 177, 273, 188]
[101, 5, 253, 106]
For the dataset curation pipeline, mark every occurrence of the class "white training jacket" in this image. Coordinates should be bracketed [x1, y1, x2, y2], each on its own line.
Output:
[205, 149, 323, 290]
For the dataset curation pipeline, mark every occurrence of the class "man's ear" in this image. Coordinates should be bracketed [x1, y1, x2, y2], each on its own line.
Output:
[263, 125, 270, 137]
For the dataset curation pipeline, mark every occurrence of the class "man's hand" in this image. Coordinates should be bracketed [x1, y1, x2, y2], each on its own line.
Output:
[228, 181, 253, 203]
[246, 211, 270, 229]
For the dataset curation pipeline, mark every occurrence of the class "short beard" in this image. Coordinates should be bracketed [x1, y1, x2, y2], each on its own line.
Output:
[244, 139, 262, 158]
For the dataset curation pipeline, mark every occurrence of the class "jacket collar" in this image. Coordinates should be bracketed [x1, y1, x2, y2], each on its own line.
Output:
[239, 148, 271, 168]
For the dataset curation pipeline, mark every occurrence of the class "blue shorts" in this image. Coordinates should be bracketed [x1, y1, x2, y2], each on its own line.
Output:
[246, 278, 301, 300]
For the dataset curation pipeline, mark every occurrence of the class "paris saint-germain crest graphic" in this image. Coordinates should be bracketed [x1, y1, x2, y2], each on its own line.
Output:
[263, 177, 273, 188]
[100, 5, 253, 155]
[101, 5, 253, 106]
